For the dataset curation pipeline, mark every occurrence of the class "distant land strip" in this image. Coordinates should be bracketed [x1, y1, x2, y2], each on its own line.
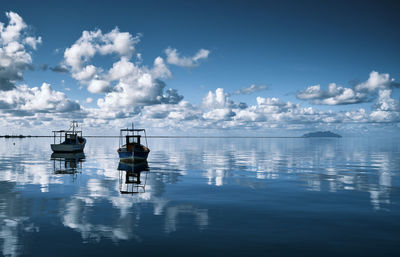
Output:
[1, 135, 304, 138]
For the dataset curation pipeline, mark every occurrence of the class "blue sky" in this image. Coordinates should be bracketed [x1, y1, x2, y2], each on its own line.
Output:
[0, 0, 399, 136]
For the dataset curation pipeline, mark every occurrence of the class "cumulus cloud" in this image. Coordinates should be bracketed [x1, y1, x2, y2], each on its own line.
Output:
[202, 88, 234, 109]
[63, 28, 142, 93]
[0, 11, 41, 90]
[143, 100, 201, 121]
[233, 84, 268, 95]
[24, 36, 42, 50]
[0, 85, 86, 131]
[201, 88, 253, 122]
[296, 83, 366, 105]
[297, 71, 398, 106]
[203, 108, 235, 121]
[165, 47, 210, 67]
[64, 28, 138, 70]
[369, 89, 400, 123]
[151, 56, 171, 79]
[355, 71, 398, 92]
[97, 78, 183, 113]
[0, 83, 81, 114]
[63, 27, 182, 117]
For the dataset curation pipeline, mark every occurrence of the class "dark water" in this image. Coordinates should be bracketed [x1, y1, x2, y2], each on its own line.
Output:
[0, 137, 399, 256]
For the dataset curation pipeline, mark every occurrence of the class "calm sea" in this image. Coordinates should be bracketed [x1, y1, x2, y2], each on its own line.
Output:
[0, 137, 399, 256]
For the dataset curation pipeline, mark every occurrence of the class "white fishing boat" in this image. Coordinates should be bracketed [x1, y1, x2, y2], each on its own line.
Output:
[51, 121, 86, 152]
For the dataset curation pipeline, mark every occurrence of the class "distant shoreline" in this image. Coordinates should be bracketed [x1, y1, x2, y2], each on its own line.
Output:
[0, 135, 343, 139]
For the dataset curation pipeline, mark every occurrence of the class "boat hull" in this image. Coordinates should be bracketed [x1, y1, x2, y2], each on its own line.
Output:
[118, 149, 149, 162]
[51, 139, 86, 152]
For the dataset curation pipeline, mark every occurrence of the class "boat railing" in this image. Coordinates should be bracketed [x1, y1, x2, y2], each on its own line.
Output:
[52, 130, 83, 144]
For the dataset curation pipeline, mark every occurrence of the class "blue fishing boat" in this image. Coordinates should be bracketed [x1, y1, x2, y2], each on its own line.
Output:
[117, 126, 150, 162]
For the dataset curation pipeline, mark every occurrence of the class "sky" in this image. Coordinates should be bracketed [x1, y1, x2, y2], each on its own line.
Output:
[0, 0, 399, 136]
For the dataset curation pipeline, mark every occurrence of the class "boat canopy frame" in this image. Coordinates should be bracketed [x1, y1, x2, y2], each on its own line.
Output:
[119, 126, 148, 148]
[52, 120, 83, 144]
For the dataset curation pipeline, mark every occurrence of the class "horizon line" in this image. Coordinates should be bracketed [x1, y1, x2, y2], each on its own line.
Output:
[0, 135, 336, 139]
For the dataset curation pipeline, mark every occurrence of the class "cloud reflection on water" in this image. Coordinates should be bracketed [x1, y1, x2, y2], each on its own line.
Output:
[0, 137, 399, 256]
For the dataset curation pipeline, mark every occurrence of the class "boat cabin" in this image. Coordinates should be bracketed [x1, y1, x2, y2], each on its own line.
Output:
[119, 128, 148, 148]
[126, 134, 141, 145]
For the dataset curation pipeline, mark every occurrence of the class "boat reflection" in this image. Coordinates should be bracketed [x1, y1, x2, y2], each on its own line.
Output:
[51, 152, 85, 175]
[118, 161, 149, 194]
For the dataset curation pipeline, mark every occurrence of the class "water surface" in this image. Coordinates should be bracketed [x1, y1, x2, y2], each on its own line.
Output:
[0, 137, 399, 256]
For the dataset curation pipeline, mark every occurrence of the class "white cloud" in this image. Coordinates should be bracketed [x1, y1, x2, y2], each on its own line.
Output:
[0, 11, 26, 44]
[64, 28, 141, 94]
[374, 89, 397, 111]
[64, 28, 138, 70]
[193, 49, 210, 62]
[296, 84, 323, 100]
[369, 89, 400, 123]
[0, 11, 41, 90]
[297, 83, 366, 105]
[297, 71, 399, 106]
[24, 36, 42, 50]
[107, 57, 137, 81]
[202, 88, 234, 109]
[63, 28, 180, 118]
[143, 100, 201, 121]
[151, 56, 171, 79]
[88, 79, 110, 94]
[355, 71, 394, 92]
[203, 108, 235, 121]
[96, 73, 180, 112]
[233, 84, 268, 95]
[72, 65, 97, 81]
[165, 47, 210, 67]
[0, 83, 81, 114]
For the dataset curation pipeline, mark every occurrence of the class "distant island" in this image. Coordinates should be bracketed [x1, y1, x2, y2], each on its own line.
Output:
[0, 135, 32, 138]
[302, 131, 342, 138]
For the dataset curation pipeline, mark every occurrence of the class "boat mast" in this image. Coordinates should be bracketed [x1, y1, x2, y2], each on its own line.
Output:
[70, 120, 78, 134]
